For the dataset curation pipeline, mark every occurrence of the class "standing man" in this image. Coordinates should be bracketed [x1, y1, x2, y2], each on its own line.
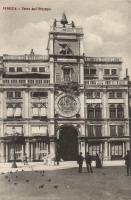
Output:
[77, 152, 84, 173]
[124, 150, 131, 176]
[55, 152, 60, 166]
[99, 151, 103, 167]
[23, 153, 28, 165]
[85, 152, 93, 173]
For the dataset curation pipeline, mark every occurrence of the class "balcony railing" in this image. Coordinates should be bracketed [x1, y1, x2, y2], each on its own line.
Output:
[85, 80, 128, 86]
[3, 54, 48, 61]
[3, 79, 50, 86]
[50, 25, 83, 34]
[85, 57, 122, 64]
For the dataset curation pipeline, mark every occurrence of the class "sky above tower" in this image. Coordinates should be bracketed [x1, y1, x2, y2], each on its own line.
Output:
[0, 0, 131, 76]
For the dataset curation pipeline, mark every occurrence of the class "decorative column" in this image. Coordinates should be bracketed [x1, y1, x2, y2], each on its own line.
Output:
[0, 90, 4, 119]
[49, 90, 54, 119]
[123, 142, 125, 157]
[24, 89, 29, 119]
[80, 141, 85, 157]
[1, 142, 6, 162]
[86, 143, 88, 153]
[26, 142, 30, 162]
[50, 140, 55, 155]
[80, 92, 85, 119]
[48, 34, 54, 55]
[30, 143, 34, 161]
[5, 143, 8, 162]
[98, 68, 103, 80]
[81, 124, 85, 137]
[124, 91, 129, 118]
[104, 141, 108, 160]
[79, 60, 84, 85]
[102, 89, 108, 119]
[108, 142, 111, 160]
[49, 59, 54, 85]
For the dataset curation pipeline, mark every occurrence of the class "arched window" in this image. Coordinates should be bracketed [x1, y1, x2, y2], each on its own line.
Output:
[95, 104, 102, 119]
[87, 104, 94, 119]
[62, 66, 73, 82]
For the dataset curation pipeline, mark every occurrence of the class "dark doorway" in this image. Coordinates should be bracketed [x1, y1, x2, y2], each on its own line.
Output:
[58, 126, 78, 161]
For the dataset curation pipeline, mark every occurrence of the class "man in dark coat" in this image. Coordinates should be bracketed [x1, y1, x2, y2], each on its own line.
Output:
[77, 152, 84, 173]
[55, 152, 60, 166]
[85, 152, 93, 173]
[124, 150, 131, 176]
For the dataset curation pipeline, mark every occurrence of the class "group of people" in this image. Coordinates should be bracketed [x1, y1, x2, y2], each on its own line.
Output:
[77, 152, 102, 173]
[22, 153, 60, 166]
[78, 150, 131, 176]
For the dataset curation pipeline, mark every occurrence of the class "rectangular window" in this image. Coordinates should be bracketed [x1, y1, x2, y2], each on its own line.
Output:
[84, 69, 89, 75]
[109, 92, 115, 98]
[31, 126, 47, 135]
[6, 126, 22, 135]
[118, 126, 124, 137]
[117, 92, 122, 98]
[117, 105, 124, 119]
[31, 67, 37, 72]
[32, 126, 40, 134]
[17, 67, 22, 72]
[15, 92, 21, 99]
[95, 92, 100, 98]
[39, 67, 45, 72]
[89, 144, 100, 156]
[111, 69, 117, 75]
[90, 69, 96, 75]
[63, 68, 71, 82]
[110, 126, 117, 137]
[88, 126, 94, 137]
[7, 107, 14, 117]
[87, 109, 94, 119]
[95, 126, 102, 137]
[39, 126, 47, 135]
[34, 142, 48, 160]
[86, 92, 93, 99]
[56, 74, 61, 83]
[32, 107, 39, 117]
[111, 143, 123, 158]
[7, 92, 13, 98]
[110, 108, 116, 119]
[104, 69, 110, 75]
[95, 108, 102, 119]
[15, 126, 23, 135]
[9, 67, 15, 72]
[14, 107, 22, 117]
[40, 107, 46, 116]
[31, 92, 48, 98]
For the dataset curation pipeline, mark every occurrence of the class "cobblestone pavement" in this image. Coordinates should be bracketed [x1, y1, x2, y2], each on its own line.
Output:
[0, 161, 130, 200]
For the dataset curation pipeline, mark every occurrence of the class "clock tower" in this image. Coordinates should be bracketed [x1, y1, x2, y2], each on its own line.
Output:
[47, 13, 85, 159]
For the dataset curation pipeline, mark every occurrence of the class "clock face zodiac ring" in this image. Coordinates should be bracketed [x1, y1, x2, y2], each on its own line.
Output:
[55, 94, 80, 117]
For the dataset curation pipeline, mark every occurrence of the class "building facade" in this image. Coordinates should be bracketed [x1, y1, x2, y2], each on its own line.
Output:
[0, 13, 130, 162]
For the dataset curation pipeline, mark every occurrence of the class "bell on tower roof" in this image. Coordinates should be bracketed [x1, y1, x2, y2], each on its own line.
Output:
[30, 49, 34, 55]
[61, 12, 68, 27]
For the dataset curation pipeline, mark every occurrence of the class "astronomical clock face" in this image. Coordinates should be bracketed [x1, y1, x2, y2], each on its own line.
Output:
[55, 94, 80, 118]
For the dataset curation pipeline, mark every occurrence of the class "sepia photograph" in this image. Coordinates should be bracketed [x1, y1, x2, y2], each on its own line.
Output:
[0, 0, 131, 199]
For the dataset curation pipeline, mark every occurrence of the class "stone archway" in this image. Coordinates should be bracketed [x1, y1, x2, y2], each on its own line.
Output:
[58, 125, 78, 161]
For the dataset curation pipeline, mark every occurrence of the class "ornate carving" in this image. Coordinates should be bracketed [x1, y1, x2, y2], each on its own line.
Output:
[59, 43, 73, 55]
[55, 81, 80, 95]
[55, 94, 80, 118]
